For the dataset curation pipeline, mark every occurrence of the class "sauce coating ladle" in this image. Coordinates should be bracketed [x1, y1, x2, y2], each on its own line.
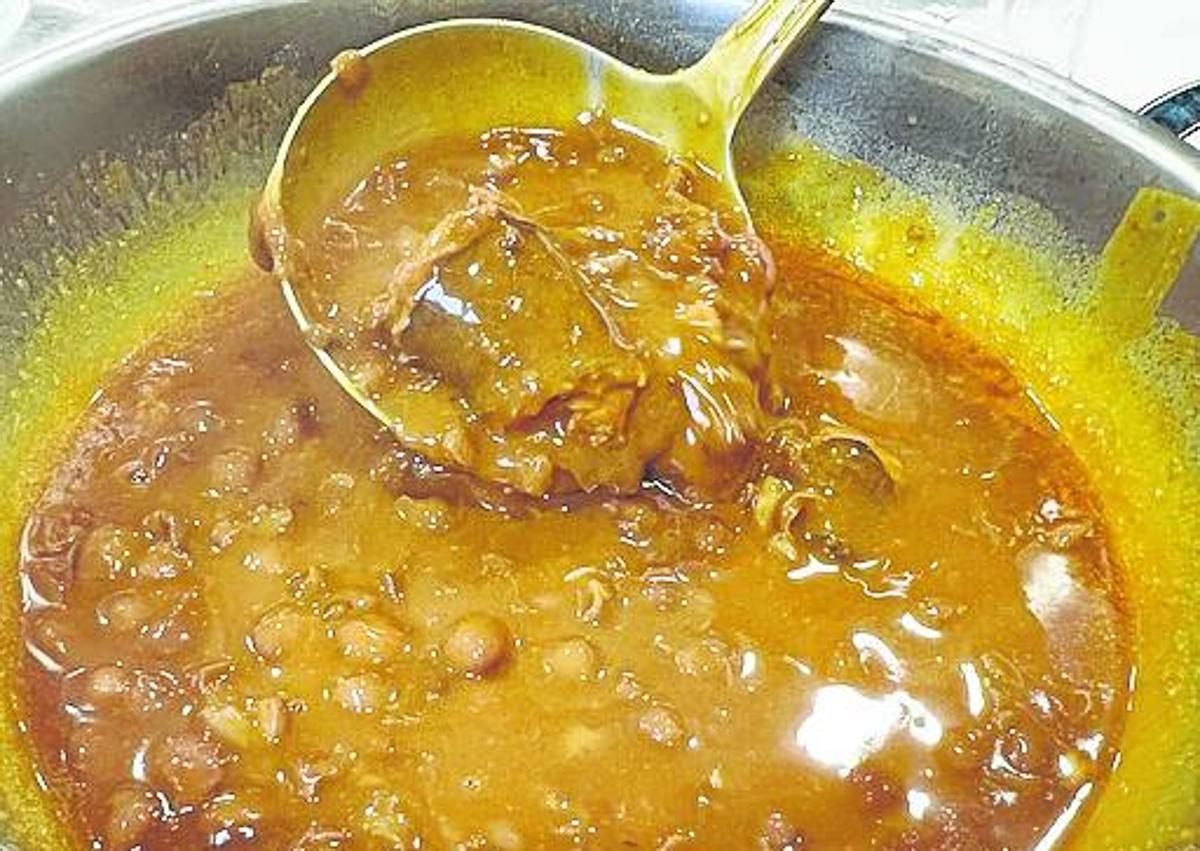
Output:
[256, 0, 833, 436]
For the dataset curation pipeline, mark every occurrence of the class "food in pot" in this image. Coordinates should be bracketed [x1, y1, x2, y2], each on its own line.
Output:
[19, 119, 1129, 849]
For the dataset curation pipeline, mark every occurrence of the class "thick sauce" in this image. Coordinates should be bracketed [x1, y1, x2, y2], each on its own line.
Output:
[19, 120, 1129, 850]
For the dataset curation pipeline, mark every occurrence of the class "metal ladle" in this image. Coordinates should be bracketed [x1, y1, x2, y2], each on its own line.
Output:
[256, 0, 833, 437]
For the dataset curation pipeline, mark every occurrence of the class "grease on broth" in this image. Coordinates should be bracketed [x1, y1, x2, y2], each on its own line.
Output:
[17, 121, 1130, 849]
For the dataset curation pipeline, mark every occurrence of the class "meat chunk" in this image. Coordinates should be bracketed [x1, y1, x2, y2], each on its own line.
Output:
[374, 187, 652, 494]
[374, 182, 766, 498]
[293, 120, 773, 501]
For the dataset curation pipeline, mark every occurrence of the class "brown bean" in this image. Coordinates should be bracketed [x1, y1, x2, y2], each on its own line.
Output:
[331, 49, 371, 96]
[394, 495, 451, 532]
[293, 825, 351, 850]
[335, 617, 406, 666]
[292, 752, 344, 802]
[85, 665, 131, 704]
[250, 502, 295, 536]
[152, 731, 223, 804]
[209, 517, 241, 552]
[68, 723, 131, 786]
[75, 524, 135, 581]
[540, 637, 599, 682]
[361, 790, 420, 845]
[673, 637, 733, 682]
[248, 605, 312, 662]
[444, 614, 512, 677]
[488, 821, 523, 850]
[200, 704, 256, 749]
[96, 589, 154, 632]
[137, 591, 204, 656]
[136, 541, 192, 581]
[204, 786, 266, 845]
[21, 558, 68, 609]
[141, 509, 186, 549]
[105, 785, 160, 850]
[27, 612, 81, 671]
[264, 400, 319, 449]
[318, 472, 356, 517]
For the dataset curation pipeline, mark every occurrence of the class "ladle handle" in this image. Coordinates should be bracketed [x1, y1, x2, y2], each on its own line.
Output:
[685, 0, 833, 126]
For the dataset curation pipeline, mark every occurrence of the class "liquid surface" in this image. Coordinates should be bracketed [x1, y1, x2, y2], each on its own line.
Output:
[19, 122, 1130, 850]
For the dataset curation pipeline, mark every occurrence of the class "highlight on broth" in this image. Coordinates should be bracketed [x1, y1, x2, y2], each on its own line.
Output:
[18, 117, 1130, 849]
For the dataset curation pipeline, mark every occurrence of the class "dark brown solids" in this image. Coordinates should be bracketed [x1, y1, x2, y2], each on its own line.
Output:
[19, 119, 1129, 850]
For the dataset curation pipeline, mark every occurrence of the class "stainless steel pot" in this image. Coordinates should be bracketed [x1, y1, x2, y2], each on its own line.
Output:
[0, 2, 1197, 848]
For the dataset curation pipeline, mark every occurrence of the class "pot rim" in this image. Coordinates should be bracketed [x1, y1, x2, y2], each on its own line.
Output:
[1, 0, 1197, 196]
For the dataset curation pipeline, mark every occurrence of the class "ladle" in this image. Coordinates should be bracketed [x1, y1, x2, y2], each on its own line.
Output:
[257, 0, 833, 442]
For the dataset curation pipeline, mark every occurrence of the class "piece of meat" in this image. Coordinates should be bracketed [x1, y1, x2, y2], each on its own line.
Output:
[391, 186, 645, 427]
[303, 123, 776, 501]
[374, 179, 769, 499]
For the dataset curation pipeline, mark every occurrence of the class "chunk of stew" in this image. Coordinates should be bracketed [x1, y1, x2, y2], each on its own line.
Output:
[19, 120, 1128, 850]
[278, 119, 771, 500]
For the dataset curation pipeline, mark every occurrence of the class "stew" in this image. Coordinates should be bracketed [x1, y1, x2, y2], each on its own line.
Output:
[18, 118, 1129, 849]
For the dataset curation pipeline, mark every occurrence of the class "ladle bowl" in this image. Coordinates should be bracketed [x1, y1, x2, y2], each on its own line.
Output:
[257, 0, 831, 432]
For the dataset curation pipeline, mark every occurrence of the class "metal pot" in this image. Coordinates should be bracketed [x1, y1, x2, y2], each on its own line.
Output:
[0, 2, 1197, 848]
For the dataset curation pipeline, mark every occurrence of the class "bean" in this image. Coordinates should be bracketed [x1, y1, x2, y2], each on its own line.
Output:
[443, 614, 512, 678]
[331, 49, 370, 95]
[69, 723, 131, 786]
[137, 591, 203, 656]
[136, 542, 191, 581]
[248, 605, 312, 662]
[76, 524, 135, 582]
[848, 766, 904, 816]
[141, 510, 186, 549]
[151, 731, 223, 804]
[361, 790, 420, 845]
[27, 612, 80, 671]
[205, 787, 266, 846]
[20, 559, 67, 609]
[97, 589, 154, 633]
[209, 517, 241, 552]
[488, 821, 524, 850]
[758, 811, 804, 851]
[394, 495, 451, 532]
[335, 617, 406, 666]
[540, 637, 599, 682]
[104, 785, 160, 850]
[250, 502, 294, 536]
